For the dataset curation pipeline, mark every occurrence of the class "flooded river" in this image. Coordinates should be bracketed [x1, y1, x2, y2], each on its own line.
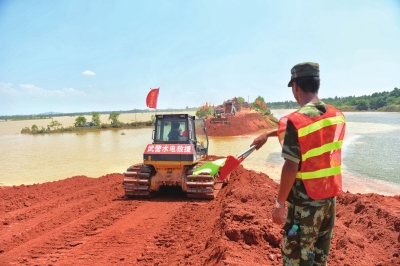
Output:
[1, 110, 399, 196]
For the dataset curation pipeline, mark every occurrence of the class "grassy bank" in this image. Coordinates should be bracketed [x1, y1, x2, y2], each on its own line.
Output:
[21, 121, 153, 135]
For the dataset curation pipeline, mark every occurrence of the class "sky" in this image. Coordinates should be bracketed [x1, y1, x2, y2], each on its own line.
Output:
[1, 0, 399, 116]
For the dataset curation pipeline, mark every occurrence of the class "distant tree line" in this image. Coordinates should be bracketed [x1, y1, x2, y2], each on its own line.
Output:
[1, 107, 198, 121]
[267, 87, 400, 111]
[21, 112, 155, 134]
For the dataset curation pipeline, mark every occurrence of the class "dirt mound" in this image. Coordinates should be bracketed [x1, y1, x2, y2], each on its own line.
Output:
[1, 166, 399, 265]
[206, 112, 278, 136]
[201, 167, 400, 266]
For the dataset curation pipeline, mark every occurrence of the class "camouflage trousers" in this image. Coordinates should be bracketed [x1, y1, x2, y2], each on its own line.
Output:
[282, 198, 336, 266]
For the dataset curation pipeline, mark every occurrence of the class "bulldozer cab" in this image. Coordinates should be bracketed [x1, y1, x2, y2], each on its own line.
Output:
[153, 114, 208, 157]
[213, 109, 222, 118]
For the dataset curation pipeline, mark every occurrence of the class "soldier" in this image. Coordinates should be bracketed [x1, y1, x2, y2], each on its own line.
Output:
[251, 62, 346, 265]
[168, 122, 182, 140]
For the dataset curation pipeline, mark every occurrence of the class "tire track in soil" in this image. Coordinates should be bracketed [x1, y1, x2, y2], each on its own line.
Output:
[0, 174, 199, 266]
[49, 200, 188, 265]
[0, 175, 124, 254]
[135, 201, 220, 266]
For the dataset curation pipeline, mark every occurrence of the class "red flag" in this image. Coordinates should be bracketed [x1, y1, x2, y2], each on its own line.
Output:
[256, 100, 260, 105]
[146, 88, 159, 109]
[263, 102, 267, 109]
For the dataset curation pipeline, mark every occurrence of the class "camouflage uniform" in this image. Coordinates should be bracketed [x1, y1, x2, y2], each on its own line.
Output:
[281, 101, 336, 266]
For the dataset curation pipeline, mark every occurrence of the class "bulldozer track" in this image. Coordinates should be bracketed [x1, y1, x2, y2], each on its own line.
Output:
[124, 161, 223, 200]
[123, 164, 154, 198]
[186, 161, 221, 199]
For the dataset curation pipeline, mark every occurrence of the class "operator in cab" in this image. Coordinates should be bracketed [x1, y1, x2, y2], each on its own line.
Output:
[168, 122, 182, 140]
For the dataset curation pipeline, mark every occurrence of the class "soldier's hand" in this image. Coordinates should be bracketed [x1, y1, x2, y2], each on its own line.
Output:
[251, 129, 278, 150]
[251, 133, 268, 150]
[272, 207, 285, 224]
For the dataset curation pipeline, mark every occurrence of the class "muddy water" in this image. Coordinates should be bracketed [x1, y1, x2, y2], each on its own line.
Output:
[1, 110, 399, 196]
[0, 111, 195, 185]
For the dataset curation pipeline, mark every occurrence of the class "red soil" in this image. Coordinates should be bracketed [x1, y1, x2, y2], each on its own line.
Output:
[1, 165, 399, 265]
[206, 111, 278, 136]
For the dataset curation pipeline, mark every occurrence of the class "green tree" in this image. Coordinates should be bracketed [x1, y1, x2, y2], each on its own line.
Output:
[252, 96, 267, 111]
[92, 112, 101, 126]
[376, 97, 387, 108]
[350, 98, 358, 106]
[21, 127, 31, 134]
[356, 100, 369, 111]
[196, 104, 214, 118]
[31, 124, 38, 133]
[109, 112, 120, 124]
[255, 95, 265, 103]
[386, 96, 397, 106]
[75, 116, 87, 127]
[369, 98, 378, 110]
[48, 120, 62, 130]
[389, 87, 400, 98]
[237, 97, 245, 104]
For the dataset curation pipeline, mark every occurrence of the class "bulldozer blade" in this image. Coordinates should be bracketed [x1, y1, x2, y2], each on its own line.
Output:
[218, 156, 243, 181]
[217, 145, 257, 181]
[210, 118, 228, 124]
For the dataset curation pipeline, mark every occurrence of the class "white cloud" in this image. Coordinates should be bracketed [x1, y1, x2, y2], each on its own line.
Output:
[0, 82, 20, 95]
[18, 84, 87, 97]
[61, 87, 86, 96]
[20, 84, 61, 96]
[83, 70, 96, 76]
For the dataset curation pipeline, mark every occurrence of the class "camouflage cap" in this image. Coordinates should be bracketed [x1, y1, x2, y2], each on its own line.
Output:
[287, 62, 319, 87]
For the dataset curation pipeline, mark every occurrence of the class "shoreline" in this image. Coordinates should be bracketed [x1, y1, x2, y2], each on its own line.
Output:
[21, 124, 153, 135]
[2, 106, 399, 123]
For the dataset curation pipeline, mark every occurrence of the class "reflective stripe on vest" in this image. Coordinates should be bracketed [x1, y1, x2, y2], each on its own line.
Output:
[302, 140, 343, 161]
[296, 165, 341, 179]
[297, 115, 345, 137]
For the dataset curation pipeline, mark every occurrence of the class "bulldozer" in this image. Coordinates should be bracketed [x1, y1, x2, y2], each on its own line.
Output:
[123, 113, 227, 199]
[210, 108, 228, 124]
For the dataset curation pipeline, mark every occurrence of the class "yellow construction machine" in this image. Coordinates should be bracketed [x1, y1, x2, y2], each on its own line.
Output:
[123, 113, 226, 199]
[210, 108, 228, 124]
